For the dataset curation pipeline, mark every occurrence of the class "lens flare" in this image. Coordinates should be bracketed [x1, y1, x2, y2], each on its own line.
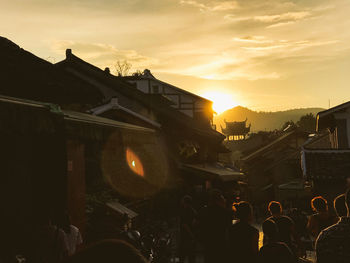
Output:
[126, 147, 144, 177]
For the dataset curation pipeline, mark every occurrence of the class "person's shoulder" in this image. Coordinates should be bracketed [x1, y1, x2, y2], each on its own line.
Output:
[316, 224, 336, 243]
[264, 216, 274, 224]
[69, 225, 81, 235]
[277, 241, 292, 251]
[249, 224, 259, 233]
[281, 215, 294, 224]
[70, 225, 79, 231]
[282, 215, 292, 220]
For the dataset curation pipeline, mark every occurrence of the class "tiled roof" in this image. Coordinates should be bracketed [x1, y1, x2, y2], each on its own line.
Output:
[56, 51, 224, 141]
[241, 131, 297, 162]
[181, 163, 245, 182]
[0, 37, 104, 106]
[303, 133, 332, 149]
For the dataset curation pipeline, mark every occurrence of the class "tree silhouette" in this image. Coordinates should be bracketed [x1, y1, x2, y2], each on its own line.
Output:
[297, 113, 316, 132]
[281, 113, 316, 132]
[282, 120, 296, 131]
[114, 60, 131, 76]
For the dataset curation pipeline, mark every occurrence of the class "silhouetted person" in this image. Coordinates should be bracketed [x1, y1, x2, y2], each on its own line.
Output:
[64, 239, 147, 263]
[57, 212, 83, 257]
[333, 194, 347, 218]
[35, 214, 67, 263]
[266, 201, 304, 257]
[179, 195, 197, 263]
[346, 175, 350, 189]
[316, 189, 350, 263]
[258, 219, 296, 263]
[228, 201, 259, 263]
[287, 208, 308, 239]
[198, 189, 231, 263]
[307, 196, 337, 239]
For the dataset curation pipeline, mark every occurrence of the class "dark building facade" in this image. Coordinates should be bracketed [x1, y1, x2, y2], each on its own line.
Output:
[241, 129, 309, 203]
[302, 102, 350, 199]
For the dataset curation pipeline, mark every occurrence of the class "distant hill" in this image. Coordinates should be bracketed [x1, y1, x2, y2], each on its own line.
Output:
[214, 106, 324, 132]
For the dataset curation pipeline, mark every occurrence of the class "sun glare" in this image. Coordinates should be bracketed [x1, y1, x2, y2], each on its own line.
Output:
[201, 91, 237, 114]
[126, 148, 144, 177]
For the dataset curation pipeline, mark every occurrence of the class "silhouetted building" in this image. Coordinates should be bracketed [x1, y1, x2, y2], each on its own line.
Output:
[120, 69, 215, 129]
[55, 50, 232, 189]
[302, 101, 350, 199]
[221, 118, 251, 141]
[0, 37, 103, 110]
[0, 37, 236, 244]
[241, 129, 309, 203]
[0, 95, 166, 257]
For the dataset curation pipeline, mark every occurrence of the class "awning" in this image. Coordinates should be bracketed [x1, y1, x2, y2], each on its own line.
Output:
[278, 181, 304, 190]
[63, 109, 155, 142]
[0, 95, 62, 134]
[106, 200, 138, 219]
[259, 184, 273, 192]
[182, 163, 245, 182]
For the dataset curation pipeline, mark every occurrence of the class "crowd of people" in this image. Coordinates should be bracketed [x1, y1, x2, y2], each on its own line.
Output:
[179, 189, 350, 263]
[19, 188, 350, 263]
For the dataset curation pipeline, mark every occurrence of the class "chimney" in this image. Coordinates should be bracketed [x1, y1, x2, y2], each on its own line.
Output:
[143, 69, 155, 78]
[104, 67, 110, 74]
[66, 49, 72, 58]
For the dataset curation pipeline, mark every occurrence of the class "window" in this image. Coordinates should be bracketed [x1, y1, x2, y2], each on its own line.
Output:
[153, 85, 159, 94]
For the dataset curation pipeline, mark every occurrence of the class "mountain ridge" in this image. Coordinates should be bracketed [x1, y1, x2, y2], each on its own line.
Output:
[214, 106, 325, 132]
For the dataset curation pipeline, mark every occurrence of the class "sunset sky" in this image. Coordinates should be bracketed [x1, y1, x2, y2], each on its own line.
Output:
[1, 0, 350, 112]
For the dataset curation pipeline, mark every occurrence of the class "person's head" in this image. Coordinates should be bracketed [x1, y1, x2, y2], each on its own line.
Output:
[334, 194, 347, 217]
[233, 201, 253, 223]
[65, 239, 147, 263]
[262, 219, 278, 242]
[181, 195, 193, 209]
[345, 188, 350, 216]
[209, 189, 226, 208]
[311, 196, 328, 213]
[346, 175, 350, 189]
[268, 201, 282, 216]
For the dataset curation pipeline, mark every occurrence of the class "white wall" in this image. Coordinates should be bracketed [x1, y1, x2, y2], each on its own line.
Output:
[134, 80, 149, 93]
[127, 78, 212, 120]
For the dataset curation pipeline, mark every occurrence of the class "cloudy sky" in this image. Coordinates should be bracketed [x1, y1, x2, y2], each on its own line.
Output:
[1, 0, 349, 112]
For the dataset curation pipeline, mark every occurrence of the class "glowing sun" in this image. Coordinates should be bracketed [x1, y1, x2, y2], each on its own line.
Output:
[200, 91, 237, 114]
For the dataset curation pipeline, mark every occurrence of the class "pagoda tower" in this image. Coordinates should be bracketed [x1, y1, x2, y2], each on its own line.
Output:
[221, 118, 251, 141]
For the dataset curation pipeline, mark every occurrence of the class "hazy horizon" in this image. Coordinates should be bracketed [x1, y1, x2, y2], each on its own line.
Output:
[215, 104, 325, 115]
[2, 0, 350, 112]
